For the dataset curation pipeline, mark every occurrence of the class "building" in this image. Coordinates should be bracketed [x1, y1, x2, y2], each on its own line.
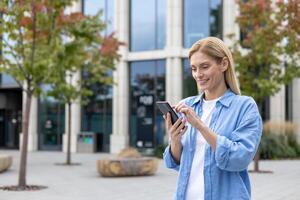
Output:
[0, 0, 299, 153]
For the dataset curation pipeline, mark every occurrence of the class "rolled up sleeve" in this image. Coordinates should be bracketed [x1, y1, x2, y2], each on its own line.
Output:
[215, 106, 262, 172]
[163, 145, 180, 171]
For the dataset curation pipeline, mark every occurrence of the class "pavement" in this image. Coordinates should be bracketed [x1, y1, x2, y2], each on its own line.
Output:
[0, 150, 299, 200]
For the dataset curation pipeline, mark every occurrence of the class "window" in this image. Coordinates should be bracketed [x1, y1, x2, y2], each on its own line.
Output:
[82, 0, 114, 152]
[183, 0, 223, 48]
[285, 83, 293, 121]
[182, 58, 198, 98]
[130, 0, 166, 51]
[130, 60, 165, 148]
[83, 0, 114, 35]
[38, 84, 65, 150]
[0, 74, 18, 88]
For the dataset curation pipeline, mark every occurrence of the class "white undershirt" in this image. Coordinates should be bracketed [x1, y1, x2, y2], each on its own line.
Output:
[185, 97, 219, 200]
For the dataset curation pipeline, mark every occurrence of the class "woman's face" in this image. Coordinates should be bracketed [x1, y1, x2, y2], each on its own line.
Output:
[190, 51, 227, 92]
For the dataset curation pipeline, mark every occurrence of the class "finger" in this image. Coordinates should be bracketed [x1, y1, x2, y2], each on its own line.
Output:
[175, 119, 186, 133]
[179, 126, 188, 136]
[174, 102, 184, 112]
[172, 117, 184, 129]
[179, 107, 190, 115]
[166, 113, 172, 129]
[176, 103, 188, 113]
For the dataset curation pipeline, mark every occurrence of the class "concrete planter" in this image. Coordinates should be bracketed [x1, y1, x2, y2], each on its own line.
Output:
[0, 155, 12, 173]
[97, 157, 159, 177]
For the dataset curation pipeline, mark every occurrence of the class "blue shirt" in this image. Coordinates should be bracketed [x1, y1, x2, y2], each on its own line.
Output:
[163, 90, 263, 200]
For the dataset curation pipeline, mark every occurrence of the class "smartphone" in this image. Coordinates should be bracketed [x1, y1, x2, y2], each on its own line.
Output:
[156, 101, 179, 124]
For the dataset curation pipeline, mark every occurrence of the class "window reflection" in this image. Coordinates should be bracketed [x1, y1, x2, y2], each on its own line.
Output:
[0, 74, 18, 87]
[130, 60, 165, 148]
[83, 0, 114, 35]
[183, 0, 223, 48]
[82, 0, 114, 152]
[183, 58, 198, 98]
[38, 84, 65, 150]
[130, 0, 166, 51]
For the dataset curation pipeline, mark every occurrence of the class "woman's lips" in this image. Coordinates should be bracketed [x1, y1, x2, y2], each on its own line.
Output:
[197, 79, 209, 85]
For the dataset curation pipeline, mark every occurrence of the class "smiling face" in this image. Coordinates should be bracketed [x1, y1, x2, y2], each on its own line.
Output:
[190, 51, 228, 93]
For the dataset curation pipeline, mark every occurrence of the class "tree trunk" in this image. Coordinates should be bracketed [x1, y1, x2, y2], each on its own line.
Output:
[253, 99, 263, 172]
[18, 92, 32, 188]
[253, 148, 260, 172]
[66, 102, 72, 165]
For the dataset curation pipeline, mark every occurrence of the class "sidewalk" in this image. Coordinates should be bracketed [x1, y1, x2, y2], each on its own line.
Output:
[0, 150, 299, 200]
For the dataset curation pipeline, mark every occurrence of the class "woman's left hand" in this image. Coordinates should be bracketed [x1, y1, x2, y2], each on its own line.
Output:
[174, 103, 203, 130]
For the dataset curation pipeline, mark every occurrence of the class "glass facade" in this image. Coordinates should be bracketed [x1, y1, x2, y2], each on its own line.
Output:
[183, 0, 223, 48]
[130, 0, 166, 51]
[285, 83, 293, 121]
[81, 79, 112, 152]
[0, 74, 18, 87]
[82, 0, 114, 152]
[38, 85, 65, 150]
[183, 58, 198, 98]
[83, 0, 114, 35]
[130, 60, 166, 148]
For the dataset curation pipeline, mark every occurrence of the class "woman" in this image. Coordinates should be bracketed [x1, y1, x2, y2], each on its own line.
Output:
[163, 37, 262, 200]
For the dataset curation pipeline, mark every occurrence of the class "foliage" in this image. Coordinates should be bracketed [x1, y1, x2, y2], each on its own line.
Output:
[230, 0, 300, 102]
[153, 144, 167, 159]
[260, 121, 300, 159]
[0, 0, 123, 186]
[260, 133, 300, 159]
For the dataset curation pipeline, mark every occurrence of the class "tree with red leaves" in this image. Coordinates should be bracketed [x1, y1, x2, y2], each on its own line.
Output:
[0, 0, 122, 189]
[230, 0, 300, 172]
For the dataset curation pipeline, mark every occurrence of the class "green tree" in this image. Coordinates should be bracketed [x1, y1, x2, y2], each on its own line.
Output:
[47, 22, 122, 165]
[0, 0, 121, 189]
[230, 0, 300, 172]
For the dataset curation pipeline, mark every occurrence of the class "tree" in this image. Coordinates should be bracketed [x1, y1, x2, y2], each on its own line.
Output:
[229, 0, 300, 172]
[47, 19, 122, 165]
[0, 0, 122, 189]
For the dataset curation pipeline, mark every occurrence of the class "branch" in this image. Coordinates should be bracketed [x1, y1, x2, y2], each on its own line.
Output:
[17, 24, 26, 62]
[2, 37, 27, 76]
[30, 5, 37, 70]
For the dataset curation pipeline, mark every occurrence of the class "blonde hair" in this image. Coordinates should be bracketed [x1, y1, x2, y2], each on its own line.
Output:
[188, 37, 241, 95]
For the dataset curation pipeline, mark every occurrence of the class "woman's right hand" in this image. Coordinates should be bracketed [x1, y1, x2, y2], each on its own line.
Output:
[164, 112, 187, 145]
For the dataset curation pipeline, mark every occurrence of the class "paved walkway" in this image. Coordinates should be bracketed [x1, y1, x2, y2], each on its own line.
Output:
[0, 150, 299, 200]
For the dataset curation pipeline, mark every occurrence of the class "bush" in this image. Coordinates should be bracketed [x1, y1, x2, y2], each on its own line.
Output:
[153, 144, 167, 159]
[260, 133, 300, 159]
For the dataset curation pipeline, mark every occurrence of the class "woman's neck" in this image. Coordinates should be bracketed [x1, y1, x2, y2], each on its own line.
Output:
[204, 83, 228, 100]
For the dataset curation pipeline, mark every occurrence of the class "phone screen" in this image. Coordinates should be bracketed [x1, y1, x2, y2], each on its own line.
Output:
[156, 101, 179, 124]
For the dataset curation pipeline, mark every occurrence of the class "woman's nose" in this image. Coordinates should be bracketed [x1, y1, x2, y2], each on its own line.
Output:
[195, 70, 204, 78]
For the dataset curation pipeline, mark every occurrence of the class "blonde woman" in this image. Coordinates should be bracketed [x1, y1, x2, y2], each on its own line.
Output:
[163, 37, 262, 200]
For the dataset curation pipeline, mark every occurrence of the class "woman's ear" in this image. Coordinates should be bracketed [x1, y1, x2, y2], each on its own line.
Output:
[220, 57, 229, 72]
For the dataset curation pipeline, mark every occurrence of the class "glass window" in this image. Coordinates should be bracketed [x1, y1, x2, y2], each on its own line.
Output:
[130, 60, 166, 148]
[83, 0, 114, 35]
[0, 74, 18, 87]
[38, 84, 65, 150]
[81, 72, 113, 152]
[82, 0, 114, 152]
[130, 0, 166, 51]
[183, 0, 223, 48]
[285, 83, 293, 121]
[182, 58, 198, 98]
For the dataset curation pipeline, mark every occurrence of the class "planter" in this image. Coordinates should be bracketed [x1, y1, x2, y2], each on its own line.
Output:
[0, 155, 12, 173]
[97, 157, 159, 177]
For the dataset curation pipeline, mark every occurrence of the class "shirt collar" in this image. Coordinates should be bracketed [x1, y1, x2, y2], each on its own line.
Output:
[191, 89, 236, 108]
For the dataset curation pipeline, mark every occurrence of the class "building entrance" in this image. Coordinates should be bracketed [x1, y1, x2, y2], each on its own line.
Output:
[0, 89, 22, 149]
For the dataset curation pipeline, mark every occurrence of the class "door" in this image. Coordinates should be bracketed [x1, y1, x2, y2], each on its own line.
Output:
[38, 88, 65, 151]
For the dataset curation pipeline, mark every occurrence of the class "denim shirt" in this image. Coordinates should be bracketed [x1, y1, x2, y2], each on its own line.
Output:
[163, 90, 263, 200]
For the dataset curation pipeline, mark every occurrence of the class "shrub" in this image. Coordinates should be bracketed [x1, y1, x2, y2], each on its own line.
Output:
[260, 121, 300, 159]
[153, 144, 167, 159]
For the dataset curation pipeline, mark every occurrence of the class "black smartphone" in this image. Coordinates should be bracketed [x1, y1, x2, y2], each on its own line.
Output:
[156, 101, 179, 124]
